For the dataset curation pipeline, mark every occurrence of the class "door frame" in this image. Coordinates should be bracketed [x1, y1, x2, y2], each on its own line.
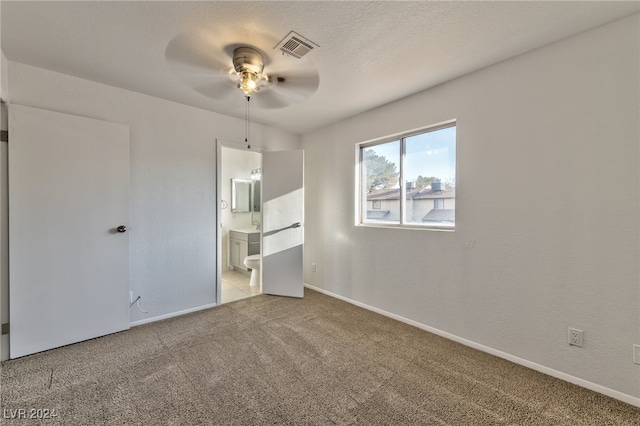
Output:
[0, 100, 7, 361]
[215, 139, 263, 306]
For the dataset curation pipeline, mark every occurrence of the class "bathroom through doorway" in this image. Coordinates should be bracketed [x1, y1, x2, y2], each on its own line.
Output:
[218, 143, 262, 304]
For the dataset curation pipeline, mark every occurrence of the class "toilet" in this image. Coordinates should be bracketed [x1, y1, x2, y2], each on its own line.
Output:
[243, 254, 261, 287]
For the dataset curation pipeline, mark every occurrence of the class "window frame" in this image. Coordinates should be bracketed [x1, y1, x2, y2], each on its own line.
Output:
[356, 120, 456, 231]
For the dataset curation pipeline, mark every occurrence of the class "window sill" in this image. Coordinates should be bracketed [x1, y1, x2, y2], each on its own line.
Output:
[356, 223, 455, 232]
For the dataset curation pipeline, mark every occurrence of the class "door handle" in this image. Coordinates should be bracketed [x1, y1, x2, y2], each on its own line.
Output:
[116, 226, 127, 233]
[263, 222, 302, 237]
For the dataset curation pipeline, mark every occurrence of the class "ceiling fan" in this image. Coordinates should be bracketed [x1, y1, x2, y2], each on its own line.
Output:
[165, 31, 320, 109]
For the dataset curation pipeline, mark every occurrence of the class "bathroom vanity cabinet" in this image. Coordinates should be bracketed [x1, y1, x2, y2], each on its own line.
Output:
[228, 229, 260, 271]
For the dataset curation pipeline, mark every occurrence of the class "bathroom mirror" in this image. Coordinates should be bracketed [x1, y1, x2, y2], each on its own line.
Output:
[231, 178, 252, 213]
[251, 179, 262, 227]
[252, 180, 261, 212]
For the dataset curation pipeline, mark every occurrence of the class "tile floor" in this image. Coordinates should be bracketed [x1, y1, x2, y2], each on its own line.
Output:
[221, 269, 261, 304]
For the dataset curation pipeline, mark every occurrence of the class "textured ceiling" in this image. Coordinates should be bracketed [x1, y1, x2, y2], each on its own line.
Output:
[1, 1, 638, 134]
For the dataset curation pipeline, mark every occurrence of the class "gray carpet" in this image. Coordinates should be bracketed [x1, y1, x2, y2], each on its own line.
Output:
[1, 289, 638, 425]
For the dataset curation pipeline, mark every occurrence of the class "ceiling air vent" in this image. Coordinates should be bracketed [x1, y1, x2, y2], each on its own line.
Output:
[275, 31, 319, 59]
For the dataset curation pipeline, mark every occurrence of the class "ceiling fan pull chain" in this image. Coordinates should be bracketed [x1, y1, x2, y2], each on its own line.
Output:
[246, 96, 251, 149]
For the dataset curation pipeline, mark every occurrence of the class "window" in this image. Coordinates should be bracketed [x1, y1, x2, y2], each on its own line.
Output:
[358, 122, 456, 229]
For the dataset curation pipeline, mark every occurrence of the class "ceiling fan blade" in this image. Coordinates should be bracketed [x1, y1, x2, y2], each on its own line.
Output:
[191, 80, 244, 103]
[253, 66, 320, 109]
[250, 89, 292, 109]
[165, 31, 239, 101]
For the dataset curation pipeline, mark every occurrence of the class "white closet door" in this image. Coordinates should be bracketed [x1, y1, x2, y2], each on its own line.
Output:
[261, 150, 304, 298]
[9, 104, 130, 358]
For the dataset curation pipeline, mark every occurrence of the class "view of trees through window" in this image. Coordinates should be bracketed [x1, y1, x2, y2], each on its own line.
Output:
[360, 123, 456, 228]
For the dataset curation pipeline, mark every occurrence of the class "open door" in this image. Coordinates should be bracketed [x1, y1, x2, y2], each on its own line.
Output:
[261, 150, 304, 298]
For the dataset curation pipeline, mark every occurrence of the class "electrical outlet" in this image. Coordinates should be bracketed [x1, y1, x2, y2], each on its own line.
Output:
[311, 262, 317, 272]
[634, 345, 640, 365]
[568, 328, 584, 347]
[130, 291, 134, 304]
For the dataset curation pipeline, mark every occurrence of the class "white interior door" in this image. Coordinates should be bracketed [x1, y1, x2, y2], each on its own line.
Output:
[9, 104, 130, 358]
[261, 150, 304, 298]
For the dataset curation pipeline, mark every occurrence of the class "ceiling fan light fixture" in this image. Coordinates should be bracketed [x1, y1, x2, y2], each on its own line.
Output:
[238, 71, 260, 96]
[232, 46, 267, 96]
[228, 46, 285, 98]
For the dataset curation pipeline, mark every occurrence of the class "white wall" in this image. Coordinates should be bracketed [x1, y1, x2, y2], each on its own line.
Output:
[4, 61, 300, 326]
[302, 14, 640, 403]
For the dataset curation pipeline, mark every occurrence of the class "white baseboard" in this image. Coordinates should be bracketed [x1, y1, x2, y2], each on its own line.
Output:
[304, 283, 640, 408]
[130, 302, 217, 327]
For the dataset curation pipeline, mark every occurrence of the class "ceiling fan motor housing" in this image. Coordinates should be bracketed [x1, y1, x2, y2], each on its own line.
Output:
[233, 47, 264, 75]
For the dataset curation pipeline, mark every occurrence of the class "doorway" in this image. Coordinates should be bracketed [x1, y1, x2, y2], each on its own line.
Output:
[218, 142, 262, 304]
